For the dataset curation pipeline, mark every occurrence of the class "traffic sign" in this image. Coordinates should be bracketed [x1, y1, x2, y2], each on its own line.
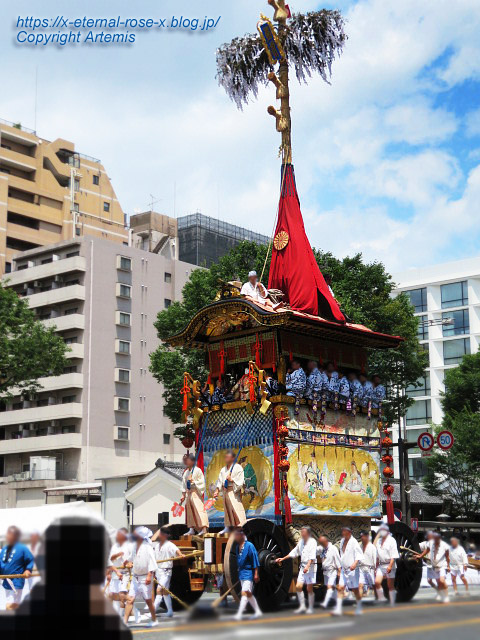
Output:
[417, 432, 434, 451]
[437, 430, 454, 450]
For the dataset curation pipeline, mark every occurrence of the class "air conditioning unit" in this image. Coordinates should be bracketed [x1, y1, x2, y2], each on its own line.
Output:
[27, 260, 35, 268]
[22, 283, 29, 291]
[47, 426, 56, 435]
[48, 396, 56, 405]
[52, 254, 60, 262]
[50, 420, 59, 427]
[33, 280, 41, 288]
[54, 275, 63, 283]
[28, 424, 36, 431]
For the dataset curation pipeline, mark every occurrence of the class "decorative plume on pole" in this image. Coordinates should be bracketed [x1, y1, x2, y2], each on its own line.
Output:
[216, 3, 346, 160]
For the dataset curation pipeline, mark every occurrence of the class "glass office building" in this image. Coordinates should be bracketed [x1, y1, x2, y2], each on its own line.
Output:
[177, 213, 269, 267]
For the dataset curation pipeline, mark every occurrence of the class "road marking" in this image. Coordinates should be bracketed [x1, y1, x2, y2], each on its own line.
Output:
[338, 616, 480, 640]
[131, 599, 480, 635]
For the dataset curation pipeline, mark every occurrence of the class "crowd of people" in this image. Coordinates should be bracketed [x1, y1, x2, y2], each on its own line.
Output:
[0, 520, 476, 628]
[200, 360, 385, 412]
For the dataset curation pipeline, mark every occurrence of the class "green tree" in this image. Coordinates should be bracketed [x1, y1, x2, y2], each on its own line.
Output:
[0, 284, 69, 400]
[423, 353, 480, 521]
[151, 243, 426, 430]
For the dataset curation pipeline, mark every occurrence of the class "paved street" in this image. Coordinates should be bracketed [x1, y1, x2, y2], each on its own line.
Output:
[129, 586, 480, 640]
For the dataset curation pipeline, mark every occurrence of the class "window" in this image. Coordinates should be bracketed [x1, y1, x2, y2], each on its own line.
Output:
[64, 336, 78, 345]
[441, 281, 468, 309]
[404, 288, 427, 313]
[71, 178, 80, 192]
[443, 338, 470, 365]
[62, 395, 76, 404]
[66, 251, 80, 258]
[93, 175, 99, 185]
[163, 434, 171, 445]
[116, 283, 132, 298]
[63, 365, 77, 374]
[62, 425, 76, 434]
[117, 256, 132, 271]
[75, 227, 81, 237]
[72, 203, 79, 213]
[115, 397, 130, 412]
[5, 262, 11, 274]
[164, 299, 172, 309]
[164, 272, 172, 283]
[64, 307, 78, 315]
[116, 339, 131, 354]
[116, 311, 131, 326]
[68, 154, 80, 168]
[406, 375, 431, 398]
[408, 457, 428, 482]
[114, 426, 130, 441]
[417, 316, 429, 341]
[115, 368, 130, 383]
[406, 399, 432, 425]
[103, 202, 110, 212]
[442, 309, 469, 337]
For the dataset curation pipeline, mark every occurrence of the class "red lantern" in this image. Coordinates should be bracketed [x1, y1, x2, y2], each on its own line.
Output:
[381, 454, 393, 464]
[277, 424, 289, 438]
[278, 445, 289, 458]
[383, 484, 394, 496]
[383, 466, 394, 478]
[182, 435, 194, 449]
[382, 437, 393, 447]
[278, 459, 290, 472]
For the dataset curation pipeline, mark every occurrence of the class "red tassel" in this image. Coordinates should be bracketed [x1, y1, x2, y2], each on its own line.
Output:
[207, 373, 212, 385]
[181, 373, 190, 413]
[283, 479, 292, 524]
[255, 333, 262, 367]
[219, 341, 225, 375]
[386, 495, 395, 524]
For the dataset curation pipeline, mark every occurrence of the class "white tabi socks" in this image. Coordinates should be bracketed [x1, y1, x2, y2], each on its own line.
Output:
[307, 591, 315, 614]
[389, 590, 396, 607]
[332, 598, 343, 616]
[376, 587, 387, 602]
[112, 600, 121, 614]
[164, 594, 173, 616]
[234, 595, 249, 620]
[295, 590, 306, 613]
[248, 595, 262, 618]
[154, 595, 163, 610]
[321, 588, 333, 608]
[133, 605, 141, 624]
[355, 600, 363, 616]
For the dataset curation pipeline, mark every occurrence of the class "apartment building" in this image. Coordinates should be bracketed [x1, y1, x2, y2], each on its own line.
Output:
[392, 257, 480, 480]
[0, 118, 127, 276]
[0, 236, 194, 508]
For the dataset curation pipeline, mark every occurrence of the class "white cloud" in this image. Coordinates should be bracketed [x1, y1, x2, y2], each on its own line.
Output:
[465, 108, 480, 137]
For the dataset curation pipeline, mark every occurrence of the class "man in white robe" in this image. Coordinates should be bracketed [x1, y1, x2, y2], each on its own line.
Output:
[212, 450, 246, 534]
[151, 527, 184, 617]
[241, 271, 282, 310]
[334, 526, 364, 616]
[358, 530, 377, 596]
[180, 453, 209, 535]
[449, 537, 469, 595]
[276, 526, 317, 614]
[108, 528, 132, 616]
[317, 534, 341, 608]
[374, 524, 399, 606]
[124, 527, 158, 627]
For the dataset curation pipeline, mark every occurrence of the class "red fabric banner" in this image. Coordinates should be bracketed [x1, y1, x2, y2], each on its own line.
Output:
[268, 164, 345, 323]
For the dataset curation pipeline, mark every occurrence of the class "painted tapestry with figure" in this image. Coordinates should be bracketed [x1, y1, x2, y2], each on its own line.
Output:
[202, 407, 278, 526]
[286, 443, 381, 517]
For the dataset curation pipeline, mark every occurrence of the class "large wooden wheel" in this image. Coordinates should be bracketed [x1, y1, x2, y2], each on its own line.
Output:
[224, 518, 293, 611]
[386, 521, 423, 602]
[169, 552, 207, 611]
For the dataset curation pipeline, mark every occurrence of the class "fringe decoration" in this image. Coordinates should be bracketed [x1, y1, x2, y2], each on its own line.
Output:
[216, 10, 347, 109]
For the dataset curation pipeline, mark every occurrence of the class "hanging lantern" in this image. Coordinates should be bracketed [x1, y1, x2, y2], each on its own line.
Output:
[382, 436, 393, 447]
[383, 466, 394, 478]
[277, 424, 289, 438]
[381, 454, 393, 464]
[278, 459, 290, 472]
[181, 434, 194, 449]
[383, 484, 394, 496]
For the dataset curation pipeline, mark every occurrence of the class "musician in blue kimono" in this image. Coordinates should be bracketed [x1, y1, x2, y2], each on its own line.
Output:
[286, 361, 307, 398]
[0, 526, 34, 609]
[371, 375, 386, 409]
[348, 372, 363, 404]
[233, 528, 262, 621]
[337, 372, 351, 406]
[359, 373, 373, 408]
[211, 379, 227, 405]
[305, 360, 325, 399]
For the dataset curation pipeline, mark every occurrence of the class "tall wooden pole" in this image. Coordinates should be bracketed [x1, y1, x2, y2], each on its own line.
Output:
[267, 0, 292, 164]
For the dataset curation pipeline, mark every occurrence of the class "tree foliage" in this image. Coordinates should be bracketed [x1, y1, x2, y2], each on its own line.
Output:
[0, 284, 69, 400]
[150, 242, 426, 429]
[423, 353, 480, 521]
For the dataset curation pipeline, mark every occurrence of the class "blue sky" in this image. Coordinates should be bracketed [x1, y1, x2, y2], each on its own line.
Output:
[2, 0, 480, 272]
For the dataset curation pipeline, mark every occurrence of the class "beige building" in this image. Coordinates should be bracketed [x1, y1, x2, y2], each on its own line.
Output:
[0, 236, 194, 508]
[0, 118, 127, 276]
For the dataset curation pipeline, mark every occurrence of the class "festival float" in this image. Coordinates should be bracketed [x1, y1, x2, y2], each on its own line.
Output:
[162, 1, 422, 610]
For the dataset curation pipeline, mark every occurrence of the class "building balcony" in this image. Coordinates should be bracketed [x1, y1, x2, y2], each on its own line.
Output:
[0, 402, 83, 427]
[0, 146, 36, 173]
[37, 372, 83, 392]
[65, 343, 84, 359]
[42, 313, 85, 332]
[25, 284, 85, 309]
[5, 256, 86, 286]
[0, 432, 82, 455]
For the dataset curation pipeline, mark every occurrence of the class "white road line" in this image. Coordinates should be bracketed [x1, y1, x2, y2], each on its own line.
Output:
[171, 621, 354, 640]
